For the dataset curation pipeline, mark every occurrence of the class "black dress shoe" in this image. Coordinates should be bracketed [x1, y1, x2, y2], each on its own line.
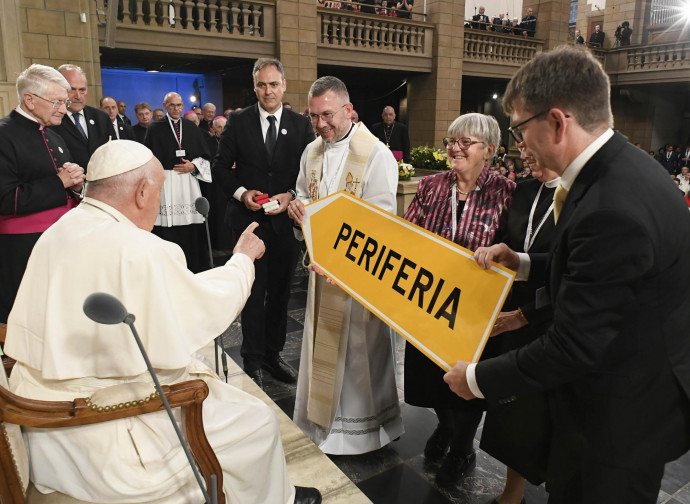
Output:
[246, 368, 265, 390]
[294, 486, 322, 504]
[262, 356, 297, 383]
[435, 450, 476, 487]
[424, 425, 452, 463]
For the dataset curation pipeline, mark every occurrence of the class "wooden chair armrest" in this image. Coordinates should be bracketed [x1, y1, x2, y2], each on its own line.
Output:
[0, 379, 224, 504]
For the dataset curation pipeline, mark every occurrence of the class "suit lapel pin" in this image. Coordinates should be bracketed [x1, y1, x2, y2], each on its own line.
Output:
[281, 129, 287, 135]
[89, 119, 95, 125]
[58, 147, 64, 153]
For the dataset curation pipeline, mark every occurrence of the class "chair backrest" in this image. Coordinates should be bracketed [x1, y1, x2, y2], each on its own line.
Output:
[0, 377, 225, 504]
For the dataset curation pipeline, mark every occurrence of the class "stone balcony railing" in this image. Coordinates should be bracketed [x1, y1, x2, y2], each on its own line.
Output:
[316, 7, 434, 71]
[100, 0, 276, 57]
[604, 41, 690, 84]
[462, 31, 544, 77]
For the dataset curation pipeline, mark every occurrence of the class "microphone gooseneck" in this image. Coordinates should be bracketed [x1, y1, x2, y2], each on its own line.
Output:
[83, 292, 217, 504]
[195, 196, 214, 270]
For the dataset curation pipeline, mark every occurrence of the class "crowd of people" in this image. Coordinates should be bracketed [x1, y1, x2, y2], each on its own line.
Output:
[466, 6, 538, 38]
[318, 0, 414, 18]
[1, 46, 690, 504]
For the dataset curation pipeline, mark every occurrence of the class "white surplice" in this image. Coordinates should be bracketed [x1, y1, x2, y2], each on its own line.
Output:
[4, 197, 295, 504]
[292, 124, 404, 455]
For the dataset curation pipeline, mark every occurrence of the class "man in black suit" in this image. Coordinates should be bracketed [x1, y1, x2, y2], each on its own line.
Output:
[660, 143, 679, 174]
[446, 45, 690, 503]
[117, 100, 132, 125]
[520, 7, 537, 37]
[100, 96, 136, 141]
[54, 64, 116, 172]
[589, 24, 605, 47]
[132, 102, 152, 143]
[471, 6, 490, 29]
[370, 106, 411, 162]
[212, 58, 314, 389]
[198, 102, 216, 136]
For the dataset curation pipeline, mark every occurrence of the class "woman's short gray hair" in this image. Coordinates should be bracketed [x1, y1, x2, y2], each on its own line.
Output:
[16, 64, 69, 102]
[447, 113, 501, 149]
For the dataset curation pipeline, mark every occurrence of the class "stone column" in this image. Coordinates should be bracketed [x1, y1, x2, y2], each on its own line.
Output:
[276, 0, 318, 112]
[18, 0, 104, 106]
[0, 0, 24, 116]
[523, 0, 571, 50]
[406, 0, 465, 149]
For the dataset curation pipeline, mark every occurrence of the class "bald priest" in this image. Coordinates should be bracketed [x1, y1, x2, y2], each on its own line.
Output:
[4, 140, 322, 504]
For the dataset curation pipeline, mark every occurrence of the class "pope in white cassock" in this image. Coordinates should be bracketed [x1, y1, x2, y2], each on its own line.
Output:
[3, 140, 322, 504]
[288, 77, 404, 455]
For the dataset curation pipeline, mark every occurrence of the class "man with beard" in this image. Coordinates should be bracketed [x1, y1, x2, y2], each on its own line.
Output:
[287, 76, 403, 455]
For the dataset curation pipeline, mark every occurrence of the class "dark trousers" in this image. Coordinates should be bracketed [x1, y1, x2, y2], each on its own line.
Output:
[0, 233, 41, 323]
[238, 225, 298, 372]
[153, 223, 209, 273]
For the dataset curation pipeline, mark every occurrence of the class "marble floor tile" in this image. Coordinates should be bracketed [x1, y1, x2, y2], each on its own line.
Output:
[357, 463, 450, 504]
[663, 451, 690, 495]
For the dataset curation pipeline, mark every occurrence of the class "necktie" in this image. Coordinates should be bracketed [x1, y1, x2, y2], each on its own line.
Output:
[113, 121, 120, 140]
[73, 112, 87, 139]
[265, 115, 277, 162]
[553, 184, 569, 223]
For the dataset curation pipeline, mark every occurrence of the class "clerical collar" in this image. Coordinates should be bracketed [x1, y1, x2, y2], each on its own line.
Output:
[336, 122, 356, 143]
[14, 104, 42, 128]
[166, 114, 180, 124]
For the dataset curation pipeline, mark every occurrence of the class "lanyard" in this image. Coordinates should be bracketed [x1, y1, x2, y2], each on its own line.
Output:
[524, 183, 554, 252]
[167, 116, 182, 150]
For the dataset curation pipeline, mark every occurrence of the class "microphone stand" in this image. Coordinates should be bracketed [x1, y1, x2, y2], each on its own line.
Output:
[194, 197, 228, 382]
[83, 292, 218, 504]
[124, 314, 217, 504]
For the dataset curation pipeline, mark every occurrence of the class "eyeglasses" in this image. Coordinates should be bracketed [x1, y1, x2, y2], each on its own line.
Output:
[30, 93, 71, 110]
[508, 110, 570, 144]
[309, 104, 347, 123]
[166, 103, 184, 109]
[443, 137, 484, 149]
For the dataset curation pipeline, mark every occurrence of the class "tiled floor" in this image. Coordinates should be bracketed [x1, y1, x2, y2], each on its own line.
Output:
[217, 258, 690, 504]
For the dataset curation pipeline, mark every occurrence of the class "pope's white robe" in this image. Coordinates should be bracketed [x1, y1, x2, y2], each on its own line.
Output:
[4, 197, 295, 504]
[292, 124, 404, 455]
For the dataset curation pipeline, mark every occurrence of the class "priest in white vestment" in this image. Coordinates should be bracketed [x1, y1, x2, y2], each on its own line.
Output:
[288, 77, 404, 455]
[4, 140, 322, 504]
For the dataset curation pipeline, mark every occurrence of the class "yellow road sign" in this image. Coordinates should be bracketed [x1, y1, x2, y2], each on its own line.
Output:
[301, 191, 515, 371]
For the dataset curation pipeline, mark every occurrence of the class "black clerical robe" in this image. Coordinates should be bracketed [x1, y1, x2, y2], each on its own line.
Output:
[144, 116, 212, 273]
[0, 110, 78, 321]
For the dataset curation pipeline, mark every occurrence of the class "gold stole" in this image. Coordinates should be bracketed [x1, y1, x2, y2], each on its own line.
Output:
[304, 123, 377, 428]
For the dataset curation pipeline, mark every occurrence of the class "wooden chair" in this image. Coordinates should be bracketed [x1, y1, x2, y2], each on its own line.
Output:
[0, 323, 14, 376]
[0, 378, 225, 504]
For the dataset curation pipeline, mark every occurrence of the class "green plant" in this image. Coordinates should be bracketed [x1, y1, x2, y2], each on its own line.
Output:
[410, 145, 451, 171]
[398, 161, 415, 181]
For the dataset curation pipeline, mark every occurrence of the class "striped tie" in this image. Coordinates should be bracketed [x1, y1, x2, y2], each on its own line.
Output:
[553, 184, 569, 223]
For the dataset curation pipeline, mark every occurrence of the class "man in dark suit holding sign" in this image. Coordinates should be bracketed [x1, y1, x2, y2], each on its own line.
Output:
[212, 58, 314, 389]
[446, 45, 690, 503]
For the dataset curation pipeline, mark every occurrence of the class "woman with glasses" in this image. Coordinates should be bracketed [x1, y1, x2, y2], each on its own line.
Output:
[403, 113, 515, 487]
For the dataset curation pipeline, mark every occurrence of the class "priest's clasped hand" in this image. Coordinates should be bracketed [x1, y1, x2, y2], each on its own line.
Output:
[57, 162, 85, 191]
[443, 361, 478, 400]
[173, 158, 196, 174]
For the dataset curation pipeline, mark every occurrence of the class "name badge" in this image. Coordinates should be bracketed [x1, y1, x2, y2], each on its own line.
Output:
[176, 149, 186, 157]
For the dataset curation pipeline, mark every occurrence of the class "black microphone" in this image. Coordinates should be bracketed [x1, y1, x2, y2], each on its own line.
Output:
[83, 293, 218, 504]
[195, 196, 214, 271]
